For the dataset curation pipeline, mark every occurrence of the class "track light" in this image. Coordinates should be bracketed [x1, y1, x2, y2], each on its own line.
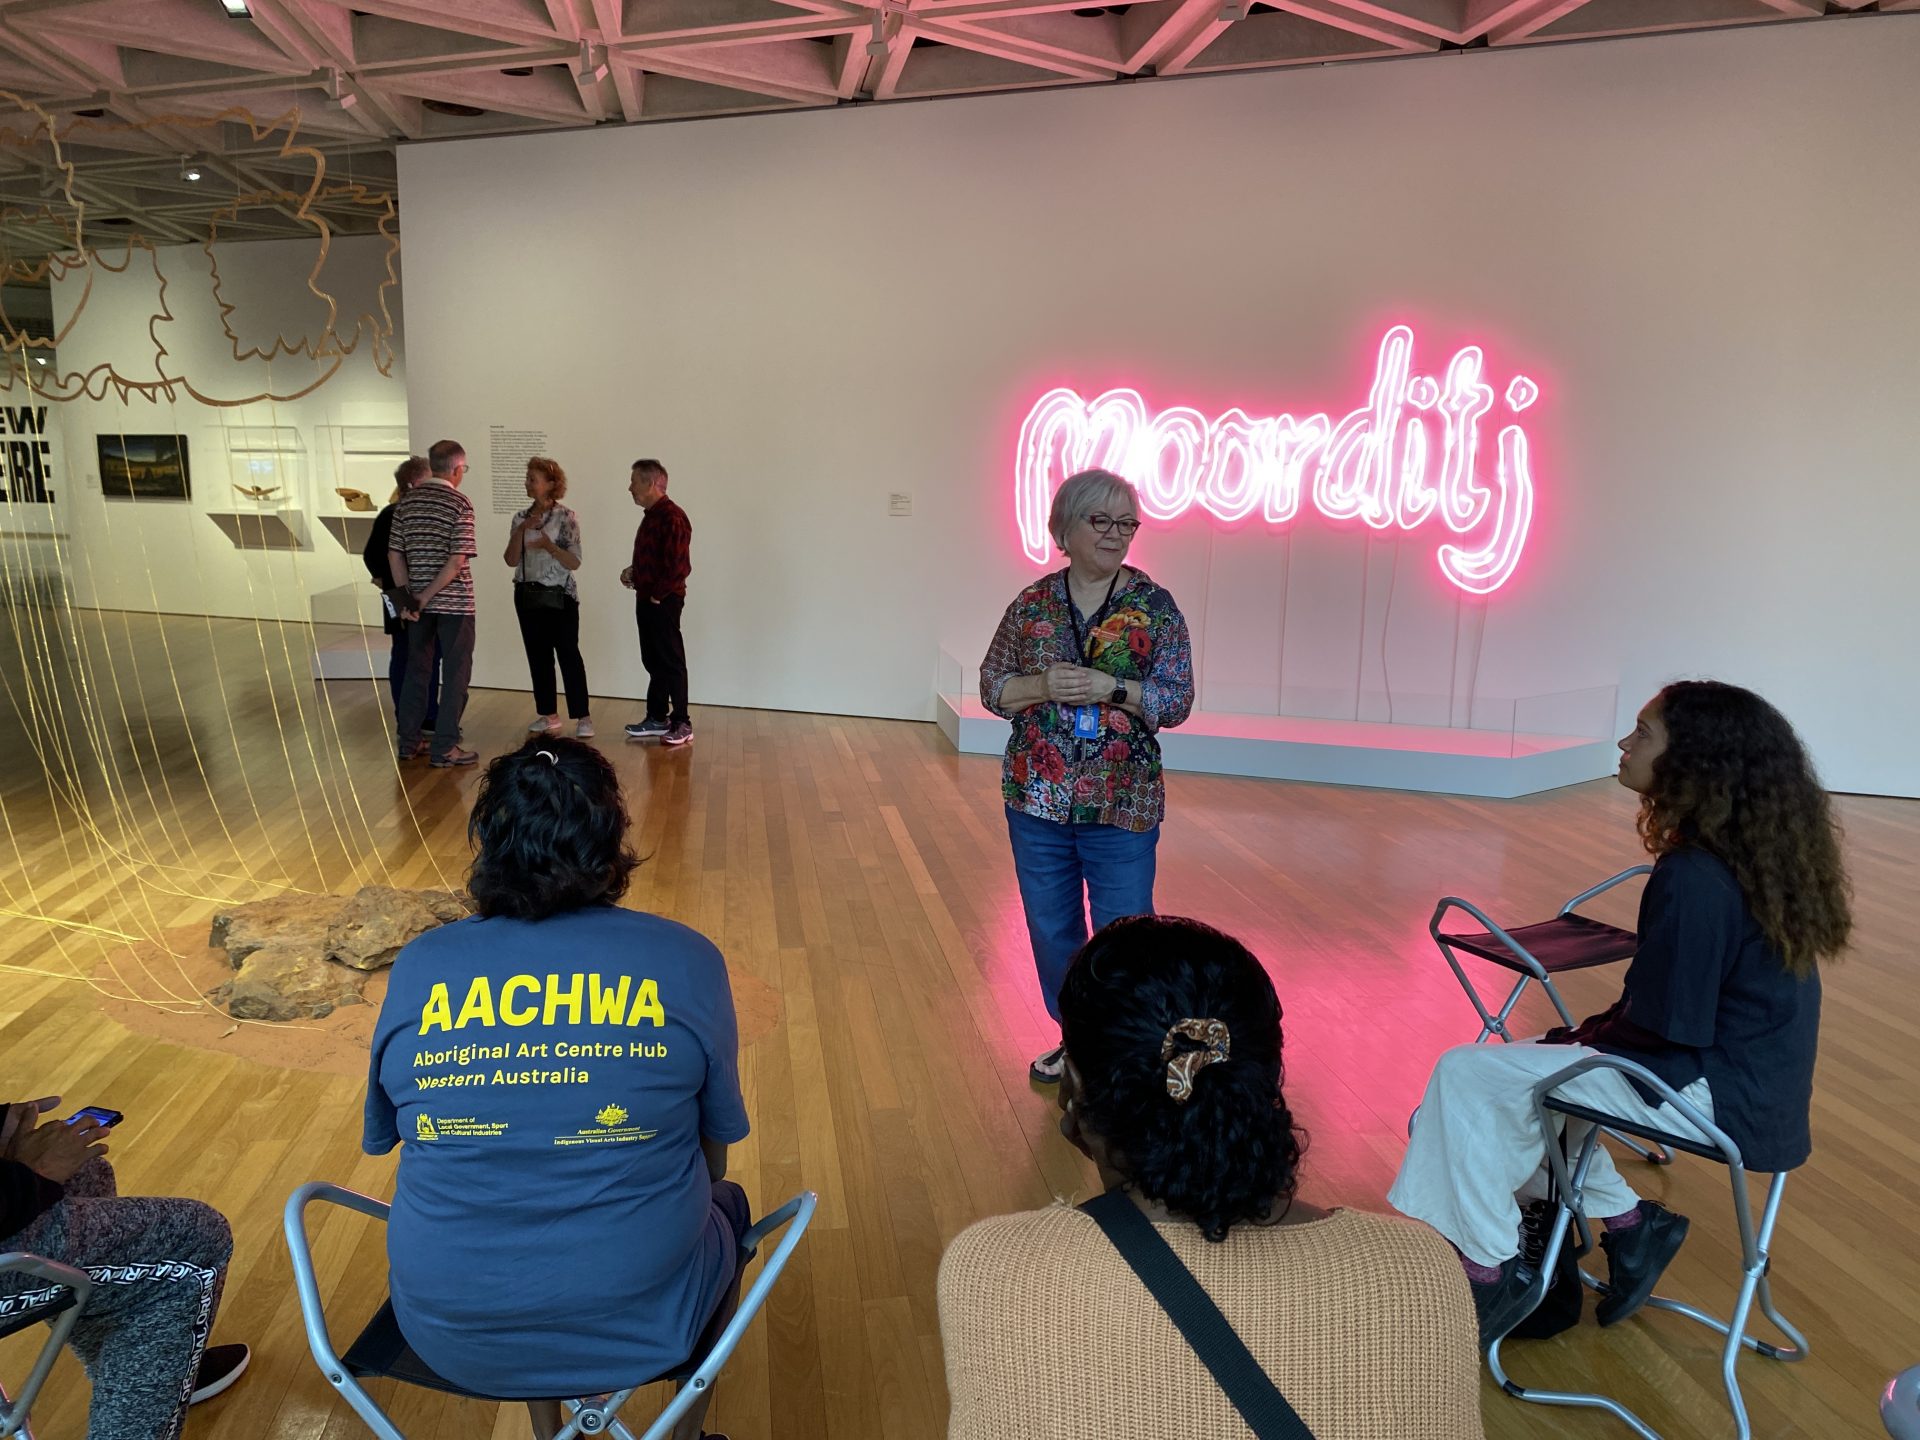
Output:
[867, 12, 888, 57]
[220, 1, 252, 15]
[181, 155, 203, 182]
[575, 40, 609, 84]
[328, 68, 359, 110]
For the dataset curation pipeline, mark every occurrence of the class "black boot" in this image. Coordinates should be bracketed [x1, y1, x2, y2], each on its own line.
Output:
[1510, 1200, 1583, 1340]
[1596, 1201, 1689, 1326]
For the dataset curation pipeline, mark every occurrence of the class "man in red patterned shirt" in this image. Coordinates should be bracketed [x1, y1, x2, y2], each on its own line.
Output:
[620, 459, 694, 746]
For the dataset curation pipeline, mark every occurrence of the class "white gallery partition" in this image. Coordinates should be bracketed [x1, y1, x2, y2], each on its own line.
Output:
[397, 17, 1920, 796]
[29, 235, 408, 626]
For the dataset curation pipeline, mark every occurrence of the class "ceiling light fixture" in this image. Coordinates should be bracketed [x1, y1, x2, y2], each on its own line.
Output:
[181, 155, 204, 182]
[328, 68, 359, 109]
[575, 40, 609, 84]
[220, 1, 252, 16]
[866, 12, 888, 57]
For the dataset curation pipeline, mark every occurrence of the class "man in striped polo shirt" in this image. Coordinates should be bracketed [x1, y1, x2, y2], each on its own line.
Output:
[389, 439, 479, 767]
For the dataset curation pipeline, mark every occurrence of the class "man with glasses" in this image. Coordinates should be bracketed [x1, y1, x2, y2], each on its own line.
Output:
[390, 439, 479, 767]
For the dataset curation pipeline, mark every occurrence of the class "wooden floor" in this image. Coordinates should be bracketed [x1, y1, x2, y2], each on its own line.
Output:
[2, 609, 1917, 1440]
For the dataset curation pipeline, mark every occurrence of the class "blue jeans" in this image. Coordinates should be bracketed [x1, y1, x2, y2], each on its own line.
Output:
[1005, 806, 1159, 1022]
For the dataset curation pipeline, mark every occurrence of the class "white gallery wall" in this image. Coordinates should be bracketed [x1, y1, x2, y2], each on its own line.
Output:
[397, 17, 1919, 794]
[30, 234, 406, 623]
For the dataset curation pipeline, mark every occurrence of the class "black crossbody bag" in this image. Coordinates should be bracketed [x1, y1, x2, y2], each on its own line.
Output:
[1079, 1188, 1318, 1440]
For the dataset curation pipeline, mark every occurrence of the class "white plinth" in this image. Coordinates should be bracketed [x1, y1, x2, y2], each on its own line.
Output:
[311, 627, 383, 681]
[936, 694, 1616, 799]
[207, 507, 306, 550]
[317, 513, 379, 551]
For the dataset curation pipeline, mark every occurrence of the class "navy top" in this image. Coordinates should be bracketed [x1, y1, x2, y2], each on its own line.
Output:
[363, 907, 751, 1395]
[1572, 848, 1821, 1173]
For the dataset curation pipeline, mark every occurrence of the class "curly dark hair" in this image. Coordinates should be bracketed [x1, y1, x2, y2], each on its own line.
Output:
[467, 737, 638, 920]
[1638, 681, 1851, 977]
[1059, 915, 1303, 1242]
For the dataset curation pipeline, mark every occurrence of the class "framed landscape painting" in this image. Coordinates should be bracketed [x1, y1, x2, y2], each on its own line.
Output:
[98, 434, 192, 500]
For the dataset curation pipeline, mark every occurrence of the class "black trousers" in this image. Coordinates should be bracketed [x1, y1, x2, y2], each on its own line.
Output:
[397, 610, 474, 759]
[636, 594, 689, 726]
[514, 586, 591, 718]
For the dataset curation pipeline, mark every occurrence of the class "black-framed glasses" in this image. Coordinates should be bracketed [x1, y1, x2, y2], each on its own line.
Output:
[1087, 513, 1141, 538]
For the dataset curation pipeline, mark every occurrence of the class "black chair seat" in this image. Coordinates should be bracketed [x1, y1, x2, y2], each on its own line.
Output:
[1544, 1097, 1725, 1163]
[342, 1299, 703, 1403]
[1439, 914, 1637, 975]
[342, 1301, 500, 1399]
[0, 1287, 76, 1342]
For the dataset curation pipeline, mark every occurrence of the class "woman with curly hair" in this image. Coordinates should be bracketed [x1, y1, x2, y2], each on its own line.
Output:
[364, 738, 750, 1440]
[504, 455, 593, 738]
[1390, 681, 1852, 1350]
[939, 916, 1484, 1438]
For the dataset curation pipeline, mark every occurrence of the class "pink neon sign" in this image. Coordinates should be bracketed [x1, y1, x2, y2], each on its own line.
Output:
[1014, 326, 1539, 594]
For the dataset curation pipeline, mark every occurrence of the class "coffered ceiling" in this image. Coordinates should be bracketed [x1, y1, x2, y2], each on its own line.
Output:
[0, 0, 1909, 260]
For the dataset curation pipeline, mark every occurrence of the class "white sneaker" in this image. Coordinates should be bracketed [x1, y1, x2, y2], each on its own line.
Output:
[574, 718, 595, 739]
[528, 715, 561, 736]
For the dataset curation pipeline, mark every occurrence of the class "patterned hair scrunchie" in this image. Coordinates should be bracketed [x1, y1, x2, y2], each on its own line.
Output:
[1161, 1017, 1231, 1103]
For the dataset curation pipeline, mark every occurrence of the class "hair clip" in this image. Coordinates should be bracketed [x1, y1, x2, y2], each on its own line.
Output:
[1162, 1017, 1231, 1104]
[535, 749, 558, 765]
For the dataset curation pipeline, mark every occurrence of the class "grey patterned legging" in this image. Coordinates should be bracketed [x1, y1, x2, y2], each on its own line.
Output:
[0, 1159, 231, 1440]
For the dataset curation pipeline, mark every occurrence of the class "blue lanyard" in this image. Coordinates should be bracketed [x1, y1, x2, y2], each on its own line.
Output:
[1068, 570, 1121, 665]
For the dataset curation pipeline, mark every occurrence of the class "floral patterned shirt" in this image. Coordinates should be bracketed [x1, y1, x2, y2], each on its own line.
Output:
[979, 568, 1195, 832]
[511, 502, 582, 598]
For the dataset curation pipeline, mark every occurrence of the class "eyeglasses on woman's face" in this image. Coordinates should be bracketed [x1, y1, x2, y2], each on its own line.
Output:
[1087, 513, 1141, 538]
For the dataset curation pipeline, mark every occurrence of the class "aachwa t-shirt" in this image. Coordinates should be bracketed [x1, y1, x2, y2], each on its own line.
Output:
[363, 905, 750, 1395]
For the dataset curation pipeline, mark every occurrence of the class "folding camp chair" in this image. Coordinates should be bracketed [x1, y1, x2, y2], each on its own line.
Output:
[0, 1252, 94, 1440]
[284, 1181, 817, 1440]
[1427, 864, 1669, 1165]
[1487, 1053, 1807, 1440]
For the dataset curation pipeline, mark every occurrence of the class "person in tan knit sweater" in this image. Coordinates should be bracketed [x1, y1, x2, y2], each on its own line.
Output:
[938, 916, 1483, 1439]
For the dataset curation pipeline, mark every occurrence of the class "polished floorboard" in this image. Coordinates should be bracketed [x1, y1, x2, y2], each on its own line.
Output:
[1, 610, 1916, 1440]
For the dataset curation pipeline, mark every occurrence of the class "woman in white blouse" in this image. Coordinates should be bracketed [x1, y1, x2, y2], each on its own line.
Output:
[503, 456, 593, 738]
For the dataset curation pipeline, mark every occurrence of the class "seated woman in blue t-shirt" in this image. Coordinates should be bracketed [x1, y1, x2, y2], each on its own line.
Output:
[364, 737, 752, 1440]
[1389, 681, 1852, 1349]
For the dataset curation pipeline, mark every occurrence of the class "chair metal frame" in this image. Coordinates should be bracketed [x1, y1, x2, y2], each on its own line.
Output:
[1431, 864, 1653, 1044]
[1427, 864, 1670, 1166]
[1487, 1053, 1807, 1440]
[284, 1181, 817, 1440]
[0, 1252, 94, 1440]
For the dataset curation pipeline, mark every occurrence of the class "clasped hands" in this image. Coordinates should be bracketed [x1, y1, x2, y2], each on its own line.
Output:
[1043, 663, 1112, 706]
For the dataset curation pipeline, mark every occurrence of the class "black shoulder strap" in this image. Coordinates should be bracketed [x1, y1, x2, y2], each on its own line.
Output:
[1079, 1189, 1316, 1440]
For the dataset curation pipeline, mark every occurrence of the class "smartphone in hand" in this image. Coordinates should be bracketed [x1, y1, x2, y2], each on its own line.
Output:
[65, 1106, 124, 1129]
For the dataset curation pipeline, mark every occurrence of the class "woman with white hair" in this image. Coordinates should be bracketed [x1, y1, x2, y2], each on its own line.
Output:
[979, 468, 1195, 1083]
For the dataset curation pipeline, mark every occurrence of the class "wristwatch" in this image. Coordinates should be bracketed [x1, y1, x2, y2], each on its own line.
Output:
[1110, 677, 1128, 704]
